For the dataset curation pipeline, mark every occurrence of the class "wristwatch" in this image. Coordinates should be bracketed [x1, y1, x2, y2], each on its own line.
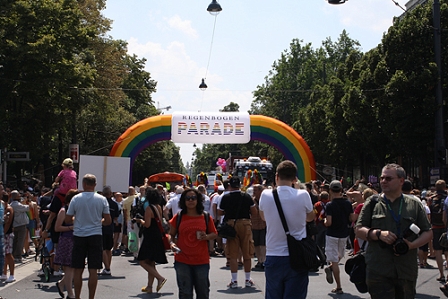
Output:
[376, 229, 381, 241]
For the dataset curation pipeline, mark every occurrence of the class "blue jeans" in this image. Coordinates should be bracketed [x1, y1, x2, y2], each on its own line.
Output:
[174, 261, 210, 299]
[265, 256, 309, 299]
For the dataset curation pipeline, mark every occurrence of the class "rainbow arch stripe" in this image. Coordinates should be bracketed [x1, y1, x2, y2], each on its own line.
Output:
[110, 114, 316, 182]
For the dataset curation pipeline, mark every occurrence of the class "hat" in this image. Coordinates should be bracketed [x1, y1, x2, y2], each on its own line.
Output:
[229, 177, 241, 188]
[329, 180, 342, 191]
[62, 158, 73, 167]
[156, 184, 164, 189]
[217, 185, 225, 191]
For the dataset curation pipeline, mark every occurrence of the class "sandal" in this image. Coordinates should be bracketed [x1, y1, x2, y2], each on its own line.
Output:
[437, 276, 446, 282]
[156, 278, 167, 293]
[141, 286, 152, 293]
[331, 288, 343, 294]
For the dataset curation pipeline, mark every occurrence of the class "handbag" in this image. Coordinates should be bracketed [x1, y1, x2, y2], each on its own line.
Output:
[217, 222, 237, 239]
[217, 193, 243, 239]
[150, 205, 171, 250]
[128, 231, 138, 253]
[440, 232, 448, 248]
[272, 189, 325, 271]
[344, 241, 368, 293]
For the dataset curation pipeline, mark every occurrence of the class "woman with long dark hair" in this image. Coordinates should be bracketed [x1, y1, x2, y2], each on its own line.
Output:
[169, 188, 217, 299]
[133, 187, 168, 294]
[54, 189, 79, 299]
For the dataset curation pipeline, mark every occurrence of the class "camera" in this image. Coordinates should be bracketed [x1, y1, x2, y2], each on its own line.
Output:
[131, 213, 144, 224]
[392, 223, 420, 256]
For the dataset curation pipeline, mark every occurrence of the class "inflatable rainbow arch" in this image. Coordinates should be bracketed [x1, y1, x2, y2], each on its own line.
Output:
[110, 115, 316, 182]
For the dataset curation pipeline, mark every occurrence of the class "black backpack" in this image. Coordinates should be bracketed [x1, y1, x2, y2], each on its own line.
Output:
[130, 196, 147, 219]
[430, 193, 445, 226]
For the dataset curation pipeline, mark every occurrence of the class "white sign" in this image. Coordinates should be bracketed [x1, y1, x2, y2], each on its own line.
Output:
[171, 111, 251, 144]
[78, 155, 131, 193]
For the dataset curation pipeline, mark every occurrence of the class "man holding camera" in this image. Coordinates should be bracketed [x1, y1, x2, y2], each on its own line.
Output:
[356, 163, 432, 299]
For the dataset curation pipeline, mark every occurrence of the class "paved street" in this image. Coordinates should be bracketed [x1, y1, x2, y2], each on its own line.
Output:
[0, 249, 446, 298]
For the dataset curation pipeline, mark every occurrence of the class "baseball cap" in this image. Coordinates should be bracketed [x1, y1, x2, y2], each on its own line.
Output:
[229, 177, 241, 188]
[329, 180, 342, 191]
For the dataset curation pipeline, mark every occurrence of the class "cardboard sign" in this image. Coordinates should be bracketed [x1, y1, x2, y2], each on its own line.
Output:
[78, 155, 130, 192]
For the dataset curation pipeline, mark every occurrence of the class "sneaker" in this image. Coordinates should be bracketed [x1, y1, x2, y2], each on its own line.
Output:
[5, 275, 15, 283]
[53, 270, 64, 277]
[325, 266, 334, 284]
[14, 258, 22, 263]
[37, 269, 45, 277]
[227, 281, 238, 289]
[0, 274, 7, 281]
[245, 279, 255, 287]
[100, 269, 111, 275]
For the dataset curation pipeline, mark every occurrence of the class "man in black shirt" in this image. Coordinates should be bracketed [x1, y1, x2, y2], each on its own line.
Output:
[218, 177, 257, 289]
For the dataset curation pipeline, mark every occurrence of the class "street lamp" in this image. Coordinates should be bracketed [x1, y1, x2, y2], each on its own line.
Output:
[199, 78, 207, 91]
[328, 0, 347, 4]
[207, 0, 222, 15]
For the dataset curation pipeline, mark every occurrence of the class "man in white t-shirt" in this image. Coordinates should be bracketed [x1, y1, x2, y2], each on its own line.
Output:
[259, 160, 314, 299]
[163, 186, 183, 220]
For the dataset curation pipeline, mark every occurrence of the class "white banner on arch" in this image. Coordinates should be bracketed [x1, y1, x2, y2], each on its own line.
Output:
[171, 111, 251, 144]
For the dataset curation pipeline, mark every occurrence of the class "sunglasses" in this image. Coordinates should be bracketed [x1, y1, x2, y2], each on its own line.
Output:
[185, 195, 197, 201]
[380, 176, 397, 182]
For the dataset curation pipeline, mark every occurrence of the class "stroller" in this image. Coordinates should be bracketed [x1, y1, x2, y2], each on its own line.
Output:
[34, 236, 52, 282]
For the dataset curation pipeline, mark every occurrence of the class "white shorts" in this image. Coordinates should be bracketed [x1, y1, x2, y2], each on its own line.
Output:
[325, 235, 347, 263]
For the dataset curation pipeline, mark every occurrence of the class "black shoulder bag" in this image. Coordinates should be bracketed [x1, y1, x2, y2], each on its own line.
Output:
[344, 194, 380, 293]
[273, 189, 325, 271]
[217, 193, 243, 239]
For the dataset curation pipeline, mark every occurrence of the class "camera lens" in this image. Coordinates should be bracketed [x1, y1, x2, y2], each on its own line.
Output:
[393, 239, 409, 255]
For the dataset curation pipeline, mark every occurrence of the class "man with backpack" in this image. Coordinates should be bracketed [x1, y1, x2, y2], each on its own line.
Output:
[314, 191, 330, 252]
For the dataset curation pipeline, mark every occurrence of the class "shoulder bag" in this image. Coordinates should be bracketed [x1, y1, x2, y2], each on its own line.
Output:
[272, 189, 324, 270]
[217, 194, 243, 239]
[150, 204, 171, 250]
[344, 241, 368, 293]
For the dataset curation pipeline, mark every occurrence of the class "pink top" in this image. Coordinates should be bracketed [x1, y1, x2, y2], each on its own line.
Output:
[57, 169, 77, 194]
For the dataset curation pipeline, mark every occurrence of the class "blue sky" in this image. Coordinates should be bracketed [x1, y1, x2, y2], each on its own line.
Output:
[103, 0, 407, 166]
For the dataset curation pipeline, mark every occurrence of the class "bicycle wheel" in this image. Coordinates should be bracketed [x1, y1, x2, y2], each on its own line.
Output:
[43, 264, 51, 282]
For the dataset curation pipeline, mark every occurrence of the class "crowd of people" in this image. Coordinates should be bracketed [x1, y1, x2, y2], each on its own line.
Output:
[2, 159, 448, 299]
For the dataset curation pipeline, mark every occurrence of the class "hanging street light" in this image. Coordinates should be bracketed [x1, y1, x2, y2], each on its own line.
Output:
[207, 0, 222, 15]
[199, 78, 208, 91]
[328, 0, 347, 4]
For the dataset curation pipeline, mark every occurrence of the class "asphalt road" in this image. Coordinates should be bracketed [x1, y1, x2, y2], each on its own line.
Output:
[0, 249, 446, 298]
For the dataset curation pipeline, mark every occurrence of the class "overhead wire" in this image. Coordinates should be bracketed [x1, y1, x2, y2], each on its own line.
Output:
[200, 14, 218, 112]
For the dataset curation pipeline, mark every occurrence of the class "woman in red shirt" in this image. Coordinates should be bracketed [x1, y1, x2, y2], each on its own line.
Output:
[169, 188, 217, 299]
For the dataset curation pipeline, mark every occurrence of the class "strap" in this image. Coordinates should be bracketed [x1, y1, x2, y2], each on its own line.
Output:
[272, 189, 290, 234]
